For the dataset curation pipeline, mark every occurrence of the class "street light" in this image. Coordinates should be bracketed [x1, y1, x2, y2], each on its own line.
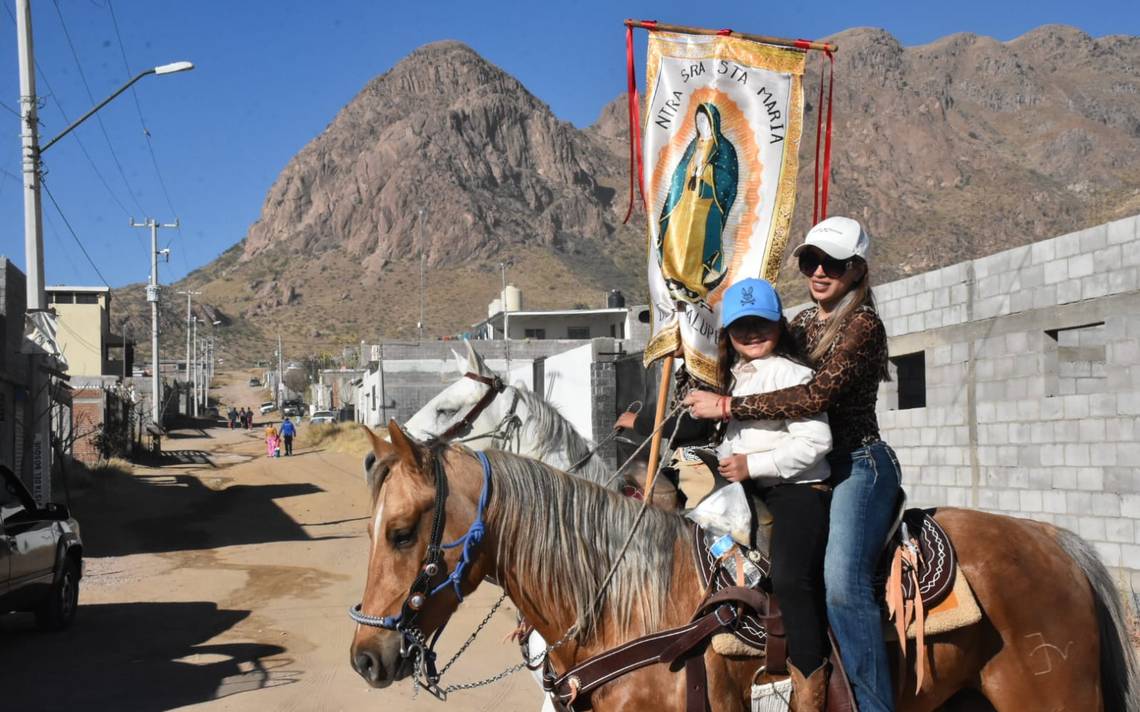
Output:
[15, 0, 194, 501]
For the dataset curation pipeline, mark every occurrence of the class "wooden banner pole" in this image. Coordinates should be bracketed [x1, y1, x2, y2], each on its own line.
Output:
[624, 19, 838, 53]
[644, 354, 674, 493]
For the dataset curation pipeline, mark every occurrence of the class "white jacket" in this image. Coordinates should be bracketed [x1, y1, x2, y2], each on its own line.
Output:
[718, 355, 831, 484]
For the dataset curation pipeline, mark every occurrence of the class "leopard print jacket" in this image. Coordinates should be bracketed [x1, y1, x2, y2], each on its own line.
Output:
[729, 304, 888, 455]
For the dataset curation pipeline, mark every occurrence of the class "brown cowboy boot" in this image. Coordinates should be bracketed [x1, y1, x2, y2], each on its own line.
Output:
[787, 660, 829, 712]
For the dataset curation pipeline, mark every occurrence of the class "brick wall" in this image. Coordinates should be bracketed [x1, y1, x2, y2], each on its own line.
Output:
[71, 387, 105, 464]
[869, 214, 1140, 590]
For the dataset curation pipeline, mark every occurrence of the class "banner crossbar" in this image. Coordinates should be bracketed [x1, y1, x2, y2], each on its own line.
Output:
[624, 19, 837, 54]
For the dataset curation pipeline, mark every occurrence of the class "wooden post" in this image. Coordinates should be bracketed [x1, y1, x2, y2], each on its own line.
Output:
[623, 19, 838, 53]
[644, 354, 674, 492]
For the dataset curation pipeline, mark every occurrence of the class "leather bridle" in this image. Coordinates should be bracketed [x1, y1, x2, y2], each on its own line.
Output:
[440, 372, 507, 441]
[349, 450, 493, 693]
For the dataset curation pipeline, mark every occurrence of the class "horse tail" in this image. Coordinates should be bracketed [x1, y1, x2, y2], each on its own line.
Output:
[1055, 528, 1139, 712]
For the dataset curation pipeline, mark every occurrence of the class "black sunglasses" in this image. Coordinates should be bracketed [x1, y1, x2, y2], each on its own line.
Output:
[798, 250, 855, 279]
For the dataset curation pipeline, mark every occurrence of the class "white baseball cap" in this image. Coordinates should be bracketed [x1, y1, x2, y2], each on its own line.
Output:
[791, 216, 870, 261]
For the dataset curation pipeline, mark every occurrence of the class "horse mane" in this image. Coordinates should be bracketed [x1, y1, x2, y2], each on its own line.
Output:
[483, 449, 688, 642]
[513, 387, 616, 490]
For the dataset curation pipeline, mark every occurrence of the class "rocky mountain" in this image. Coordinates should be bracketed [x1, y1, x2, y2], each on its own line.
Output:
[115, 26, 1140, 363]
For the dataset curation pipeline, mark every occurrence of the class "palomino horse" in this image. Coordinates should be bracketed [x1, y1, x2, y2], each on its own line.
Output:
[402, 340, 631, 491]
[350, 424, 1138, 711]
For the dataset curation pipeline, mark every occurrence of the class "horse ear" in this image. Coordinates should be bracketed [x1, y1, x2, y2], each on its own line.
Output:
[362, 425, 393, 459]
[464, 339, 488, 375]
[387, 419, 422, 468]
[451, 348, 468, 375]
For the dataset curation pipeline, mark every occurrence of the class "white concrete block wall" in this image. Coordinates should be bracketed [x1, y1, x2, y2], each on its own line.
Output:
[870, 214, 1140, 592]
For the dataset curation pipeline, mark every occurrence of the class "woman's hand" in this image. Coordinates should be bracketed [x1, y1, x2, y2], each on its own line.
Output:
[682, 390, 723, 420]
[613, 411, 637, 431]
[717, 454, 750, 483]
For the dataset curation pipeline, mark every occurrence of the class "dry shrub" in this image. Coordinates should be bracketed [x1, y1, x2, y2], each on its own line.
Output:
[298, 421, 383, 457]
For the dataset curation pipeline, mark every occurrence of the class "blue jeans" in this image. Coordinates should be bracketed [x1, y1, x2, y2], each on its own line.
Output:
[825, 441, 901, 712]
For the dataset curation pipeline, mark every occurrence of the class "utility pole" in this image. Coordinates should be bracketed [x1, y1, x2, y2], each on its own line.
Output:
[121, 320, 129, 382]
[130, 218, 177, 425]
[16, 0, 49, 502]
[190, 315, 198, 416]
[500, 262, 510, 376]
[177, 290, 200, 388]
[418, 208, 425, 342]
[277, 332, 284, 408]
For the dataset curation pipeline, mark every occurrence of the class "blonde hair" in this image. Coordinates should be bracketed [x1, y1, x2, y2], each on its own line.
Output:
[808, 261, 890, 382]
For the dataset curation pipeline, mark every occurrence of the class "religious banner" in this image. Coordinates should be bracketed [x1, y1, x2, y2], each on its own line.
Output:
[641, 32, 806, 387]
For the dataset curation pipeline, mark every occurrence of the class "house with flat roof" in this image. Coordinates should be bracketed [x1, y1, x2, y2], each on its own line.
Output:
[47, 285, 133, 378]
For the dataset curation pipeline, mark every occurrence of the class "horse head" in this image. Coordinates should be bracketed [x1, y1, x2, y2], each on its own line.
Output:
[403, 340, 507, 449]
[350, 421, 492, 688]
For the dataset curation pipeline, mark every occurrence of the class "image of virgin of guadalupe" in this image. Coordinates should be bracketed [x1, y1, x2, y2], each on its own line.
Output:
[656, 102, 739, 304]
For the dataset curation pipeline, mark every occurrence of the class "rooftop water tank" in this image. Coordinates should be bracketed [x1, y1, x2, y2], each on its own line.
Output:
[504, 285, 522, 312]
[488, 298, 502, 317]
[607, 289, 626, 308]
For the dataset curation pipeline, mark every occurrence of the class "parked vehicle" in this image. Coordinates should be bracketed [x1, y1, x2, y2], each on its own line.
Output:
[259, 401, 278, 415]
[309, 410, 337, 425]
[0, 465, 83, 631]
[282, 400, 305, 417]
[248, 377, 261, 387]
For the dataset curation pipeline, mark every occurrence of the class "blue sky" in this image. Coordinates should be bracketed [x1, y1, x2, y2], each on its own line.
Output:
[0, 0, 1134, 289]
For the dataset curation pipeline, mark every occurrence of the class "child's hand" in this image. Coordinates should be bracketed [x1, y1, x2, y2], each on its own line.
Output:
[613, 412, 637, 431]
[717, 455, 750, 482]
[682, 390, 722, 420]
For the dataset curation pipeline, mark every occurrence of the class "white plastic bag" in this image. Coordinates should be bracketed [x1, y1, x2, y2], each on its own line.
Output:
[751, 676, 792, 712]
[685, 482, 752, 546]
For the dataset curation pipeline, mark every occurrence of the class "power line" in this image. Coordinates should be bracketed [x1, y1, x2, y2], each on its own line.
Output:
[51, 0, 145, 216]
[42, 180, 110, 287]
[2, 0, 137, 223]
[106, 0, 189, 274]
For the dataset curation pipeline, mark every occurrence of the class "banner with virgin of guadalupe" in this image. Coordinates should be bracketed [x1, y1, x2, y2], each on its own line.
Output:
[641, 32, 806, 387]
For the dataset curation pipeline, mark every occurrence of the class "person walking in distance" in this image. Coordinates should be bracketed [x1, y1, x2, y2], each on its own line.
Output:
[280, 416, 297, 456]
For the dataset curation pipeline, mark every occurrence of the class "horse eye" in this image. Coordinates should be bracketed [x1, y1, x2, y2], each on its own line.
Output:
[390, 528, 416, 549]
[436, 407, 458, 419]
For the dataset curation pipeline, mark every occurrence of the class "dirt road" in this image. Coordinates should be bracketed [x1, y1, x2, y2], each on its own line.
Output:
[0, 377, 542, 711]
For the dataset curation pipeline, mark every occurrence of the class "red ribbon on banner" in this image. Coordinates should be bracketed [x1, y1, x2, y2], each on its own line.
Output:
[812, 50, 836, 224]
[623, 22, 652, 224]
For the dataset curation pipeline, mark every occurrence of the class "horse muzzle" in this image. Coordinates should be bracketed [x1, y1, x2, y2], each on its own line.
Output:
[350, 631, 410, 688]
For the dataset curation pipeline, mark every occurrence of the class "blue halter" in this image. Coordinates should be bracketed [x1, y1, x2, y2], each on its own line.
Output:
[349, 450, 493, 644]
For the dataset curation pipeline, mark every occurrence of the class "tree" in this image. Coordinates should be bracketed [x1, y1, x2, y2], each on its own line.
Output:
[283, 367, 309, 398]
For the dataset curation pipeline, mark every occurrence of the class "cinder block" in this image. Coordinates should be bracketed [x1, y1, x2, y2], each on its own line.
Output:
[1090, 445, 1118, 467]
[1093, 492, 1122, 516]
[1054, 419, 1079, 442]
[1031, 239, 1057, 264]
[1079, 516, 1106, 541]
[1105, 467, 1140, 495]
[1081, 274, 1110, 300]
[1053, 467, 1077, 489]
[1032, 285, 1058, 309]
[1076, 467, 1104, 491]
[1106, 216, 1138, 245]
[1043, 490, 1067, 513]
[1119, 393, 1140, 416]
[1078, 224, 1109, 252]
[1089, 393, 1117, 417]
[1106, 518, 1135, 544]
[1118, 442, 1140, 465]
[1068, 253, 1095, 279]
[907, 314, 925, 334]
[1065, 443, 1091, 467]
[1041, 444, 1065, 466]
[1079, 418, 1107, 442]
[1057, 278, 1082, 304]
[1019, 490, 1043, 512]
[1056, 231, 1083, 258]
[1122, 544, 1140, 570]
[1122, 494, 1140, 519]
[1067, 491, 1094, 515]
[1040, 397, 1064, 420]
[1063, 395, 1090, 420]
[1092, 543, 1119, 568]
[1108, 268, 1139, 296]
[999, 489, 1021, 511]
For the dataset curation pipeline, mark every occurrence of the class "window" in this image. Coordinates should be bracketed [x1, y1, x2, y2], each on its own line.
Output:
[371, 385, 377, 411]
[1045, 322, 1106, 396]
[567, 327, 590, 340]
[890, 352, 926, 410]
[524, 328, 546, 339]
[75, 293, 99, 305]
[532, 358, 545, 398]
[49, 292, 73, 304]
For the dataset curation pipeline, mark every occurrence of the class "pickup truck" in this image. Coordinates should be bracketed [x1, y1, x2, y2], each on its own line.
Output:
[1, 465, 83, 630]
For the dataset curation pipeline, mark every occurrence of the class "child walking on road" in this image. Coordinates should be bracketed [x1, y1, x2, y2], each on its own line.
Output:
[265, 422, 280, 458]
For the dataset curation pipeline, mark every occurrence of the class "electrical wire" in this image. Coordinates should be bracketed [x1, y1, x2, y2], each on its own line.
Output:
[106, 0, 189, 275]
[2, 0, 138, 224]
[51, 0, 146, 215]
[42, 180, 110, 287]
